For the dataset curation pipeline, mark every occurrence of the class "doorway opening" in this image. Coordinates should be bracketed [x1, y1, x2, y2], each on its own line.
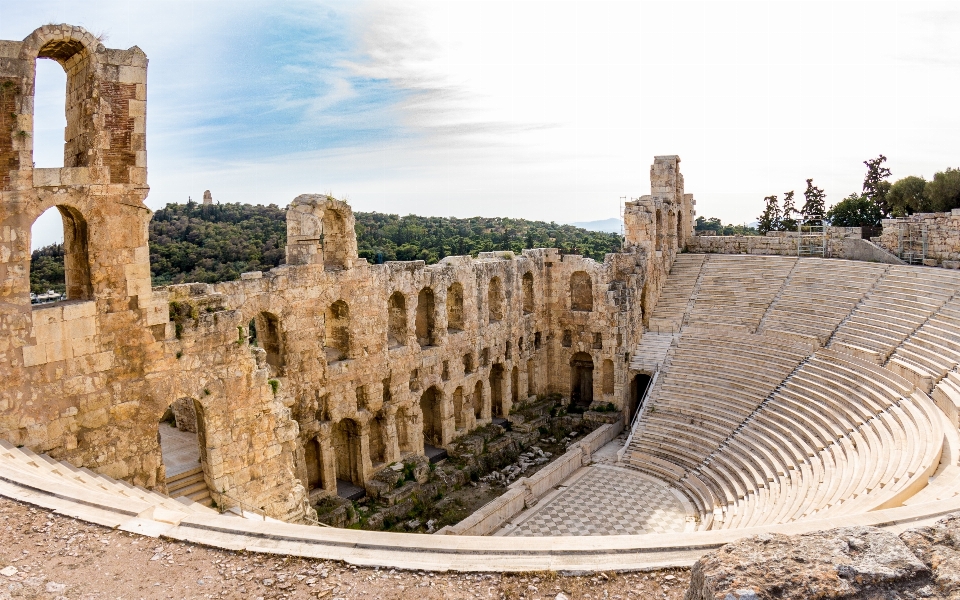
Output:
[569, 352, 594, 412]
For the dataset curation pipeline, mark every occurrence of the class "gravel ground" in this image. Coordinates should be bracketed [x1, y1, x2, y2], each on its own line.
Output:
[0, 496, 690, 600]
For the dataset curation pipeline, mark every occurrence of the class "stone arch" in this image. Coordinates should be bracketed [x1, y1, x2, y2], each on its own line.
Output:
[473, 381, 484, 420]
[453, 386, 466, 430]
[415, 287, 437, 347]
[254, 312, 284, 374]
[285, 195, 357, 269]
[387, 291, 407, 348]
[20, 26, 103, 173]
[420, 386, 443, 447]
[325, 300, 350, 362]
[570, 271, 593, 312]
[446, 282, 464, 332]
[601, 359, 615, 395]
[655, 209, 664, 252]
[570, 352, 594, 410]
[490, 363, 505, 417]
[29, 205, 92, 303]
[332, 418, 363, 486]
[522, 271, 535, 314]
[511, 365, 520, 403]
[488, 276, 504, 323]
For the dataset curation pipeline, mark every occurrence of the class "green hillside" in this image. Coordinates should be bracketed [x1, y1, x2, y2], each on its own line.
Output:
[29, 201, 623, 290]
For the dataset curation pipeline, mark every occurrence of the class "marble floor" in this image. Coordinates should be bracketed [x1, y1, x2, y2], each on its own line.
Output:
[501, 462, 695, 537]
[159, 424, 201, 477]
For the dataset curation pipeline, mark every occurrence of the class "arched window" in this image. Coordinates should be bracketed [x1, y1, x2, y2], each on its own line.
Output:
[602, 359, 614, 395]
[29, 206, 92, 305]
[415, 287, 437, 347]
[325, 300, 350, 362]
[446, 282, 464, 332]
[522, 272, 534, 314]
[255, 312, 284, 373]
[488, 277, 504, 323]
[387, 291, 406, 348]
[33, 56, 67, 168]
[570, 271, 593, 312]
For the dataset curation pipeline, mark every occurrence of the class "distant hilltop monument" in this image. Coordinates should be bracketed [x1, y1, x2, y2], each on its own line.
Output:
[203, 190, 213, 205]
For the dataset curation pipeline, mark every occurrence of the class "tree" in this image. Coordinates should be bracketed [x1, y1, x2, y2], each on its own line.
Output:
[826, 193, 881, 227]
[924, 168, 960, 213]
[862, 155, 892, 216]
[780, 191, 799, 231]
[886, 176, 928, 216]
[801, 179, 826, 220]
[757, 195, 781, 234]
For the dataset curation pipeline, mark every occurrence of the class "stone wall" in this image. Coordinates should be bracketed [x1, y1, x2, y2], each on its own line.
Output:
[0, 24, 687, 522]
[687, 228, 904, 265]
[877, 210, 960, 267]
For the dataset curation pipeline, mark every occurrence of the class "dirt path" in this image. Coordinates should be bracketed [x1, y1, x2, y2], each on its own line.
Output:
[0, 496, 690, 600]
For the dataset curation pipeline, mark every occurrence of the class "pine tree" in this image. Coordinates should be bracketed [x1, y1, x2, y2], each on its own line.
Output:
[801, 179, 826, 222]
[863, 155, 893, 217]
[757, 195, 781, 234]
[780, 191, 799, 231]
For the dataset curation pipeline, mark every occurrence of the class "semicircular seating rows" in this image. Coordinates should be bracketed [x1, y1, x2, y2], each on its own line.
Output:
[626, 254, 960, 531]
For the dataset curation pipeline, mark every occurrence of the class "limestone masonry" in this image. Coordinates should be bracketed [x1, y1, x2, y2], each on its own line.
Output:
[0, 25, 693, 520]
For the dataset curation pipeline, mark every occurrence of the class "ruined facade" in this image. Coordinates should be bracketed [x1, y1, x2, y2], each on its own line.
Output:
[0, 25, 692, 520]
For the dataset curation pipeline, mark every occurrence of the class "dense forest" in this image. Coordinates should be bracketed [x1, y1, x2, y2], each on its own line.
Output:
[29, 201, 623, 291]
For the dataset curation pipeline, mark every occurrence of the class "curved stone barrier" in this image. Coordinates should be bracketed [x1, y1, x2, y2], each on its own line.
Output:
[4, 440, 960, 572]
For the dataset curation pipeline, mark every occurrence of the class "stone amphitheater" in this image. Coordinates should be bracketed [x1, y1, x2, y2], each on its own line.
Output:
[4, 24, 960, 574]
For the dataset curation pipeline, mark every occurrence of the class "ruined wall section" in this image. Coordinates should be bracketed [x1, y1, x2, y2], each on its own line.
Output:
[877, 210, 960, 267]
[624, 155, 695, 328]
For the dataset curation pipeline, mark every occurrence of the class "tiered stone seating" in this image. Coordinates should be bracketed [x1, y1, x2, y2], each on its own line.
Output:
[647, 254, 705, 332]
[887, 294, 960, 391]
[686, 255, 797, 332]
[829, 267, 960, 364]
[629, 332, 678, 373]
[625, 331, 810, 523]
[0, 439, 218, 522]
[759, 259, 888, 345]
[722, 350, 943, 528]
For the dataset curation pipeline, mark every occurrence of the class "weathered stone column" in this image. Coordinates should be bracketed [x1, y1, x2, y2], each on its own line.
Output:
[315, 425, 336, 493]
[357, 420, 373, 483]
[382, 409, 400, 464]
[480, 381, 492, 422]
[439, 394, 455, 446]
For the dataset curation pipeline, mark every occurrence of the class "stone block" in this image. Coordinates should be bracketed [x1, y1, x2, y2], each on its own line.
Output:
[62, 301, 96, 320]
[21, 344, 46, 367]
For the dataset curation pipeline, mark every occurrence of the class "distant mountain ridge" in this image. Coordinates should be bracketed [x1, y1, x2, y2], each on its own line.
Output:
[568, 217, 622, 233]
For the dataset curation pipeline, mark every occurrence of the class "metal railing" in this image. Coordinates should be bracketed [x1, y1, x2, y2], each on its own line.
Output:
[616, 370, 660, 463]
[216, 491, 332, 527]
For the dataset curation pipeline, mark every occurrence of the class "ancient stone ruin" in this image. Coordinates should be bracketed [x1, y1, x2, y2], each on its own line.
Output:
[0, 25, 693, 522]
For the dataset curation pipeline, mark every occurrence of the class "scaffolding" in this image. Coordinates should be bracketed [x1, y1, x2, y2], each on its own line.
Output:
[798, 214, 826, 257]
[897, 222, 927, 264]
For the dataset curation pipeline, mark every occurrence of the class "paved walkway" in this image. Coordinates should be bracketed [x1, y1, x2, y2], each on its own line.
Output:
[159, 424, 201, 477]
[501, 463, 695, 537]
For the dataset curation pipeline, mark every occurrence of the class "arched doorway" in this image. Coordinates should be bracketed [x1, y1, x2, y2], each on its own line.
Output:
[473, 381, 484, 420]
[570, 352, 594, 411]
[159, 398, 212, 506]
[630, 373, 653, 421]
[332, 418, 362, 486]
[29, 205, 92, 305]
[420, 386, 443, 446]
[490, 363, 505, 417]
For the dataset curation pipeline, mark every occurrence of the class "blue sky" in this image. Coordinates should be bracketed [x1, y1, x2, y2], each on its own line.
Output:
[8, 1, 960, 248]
